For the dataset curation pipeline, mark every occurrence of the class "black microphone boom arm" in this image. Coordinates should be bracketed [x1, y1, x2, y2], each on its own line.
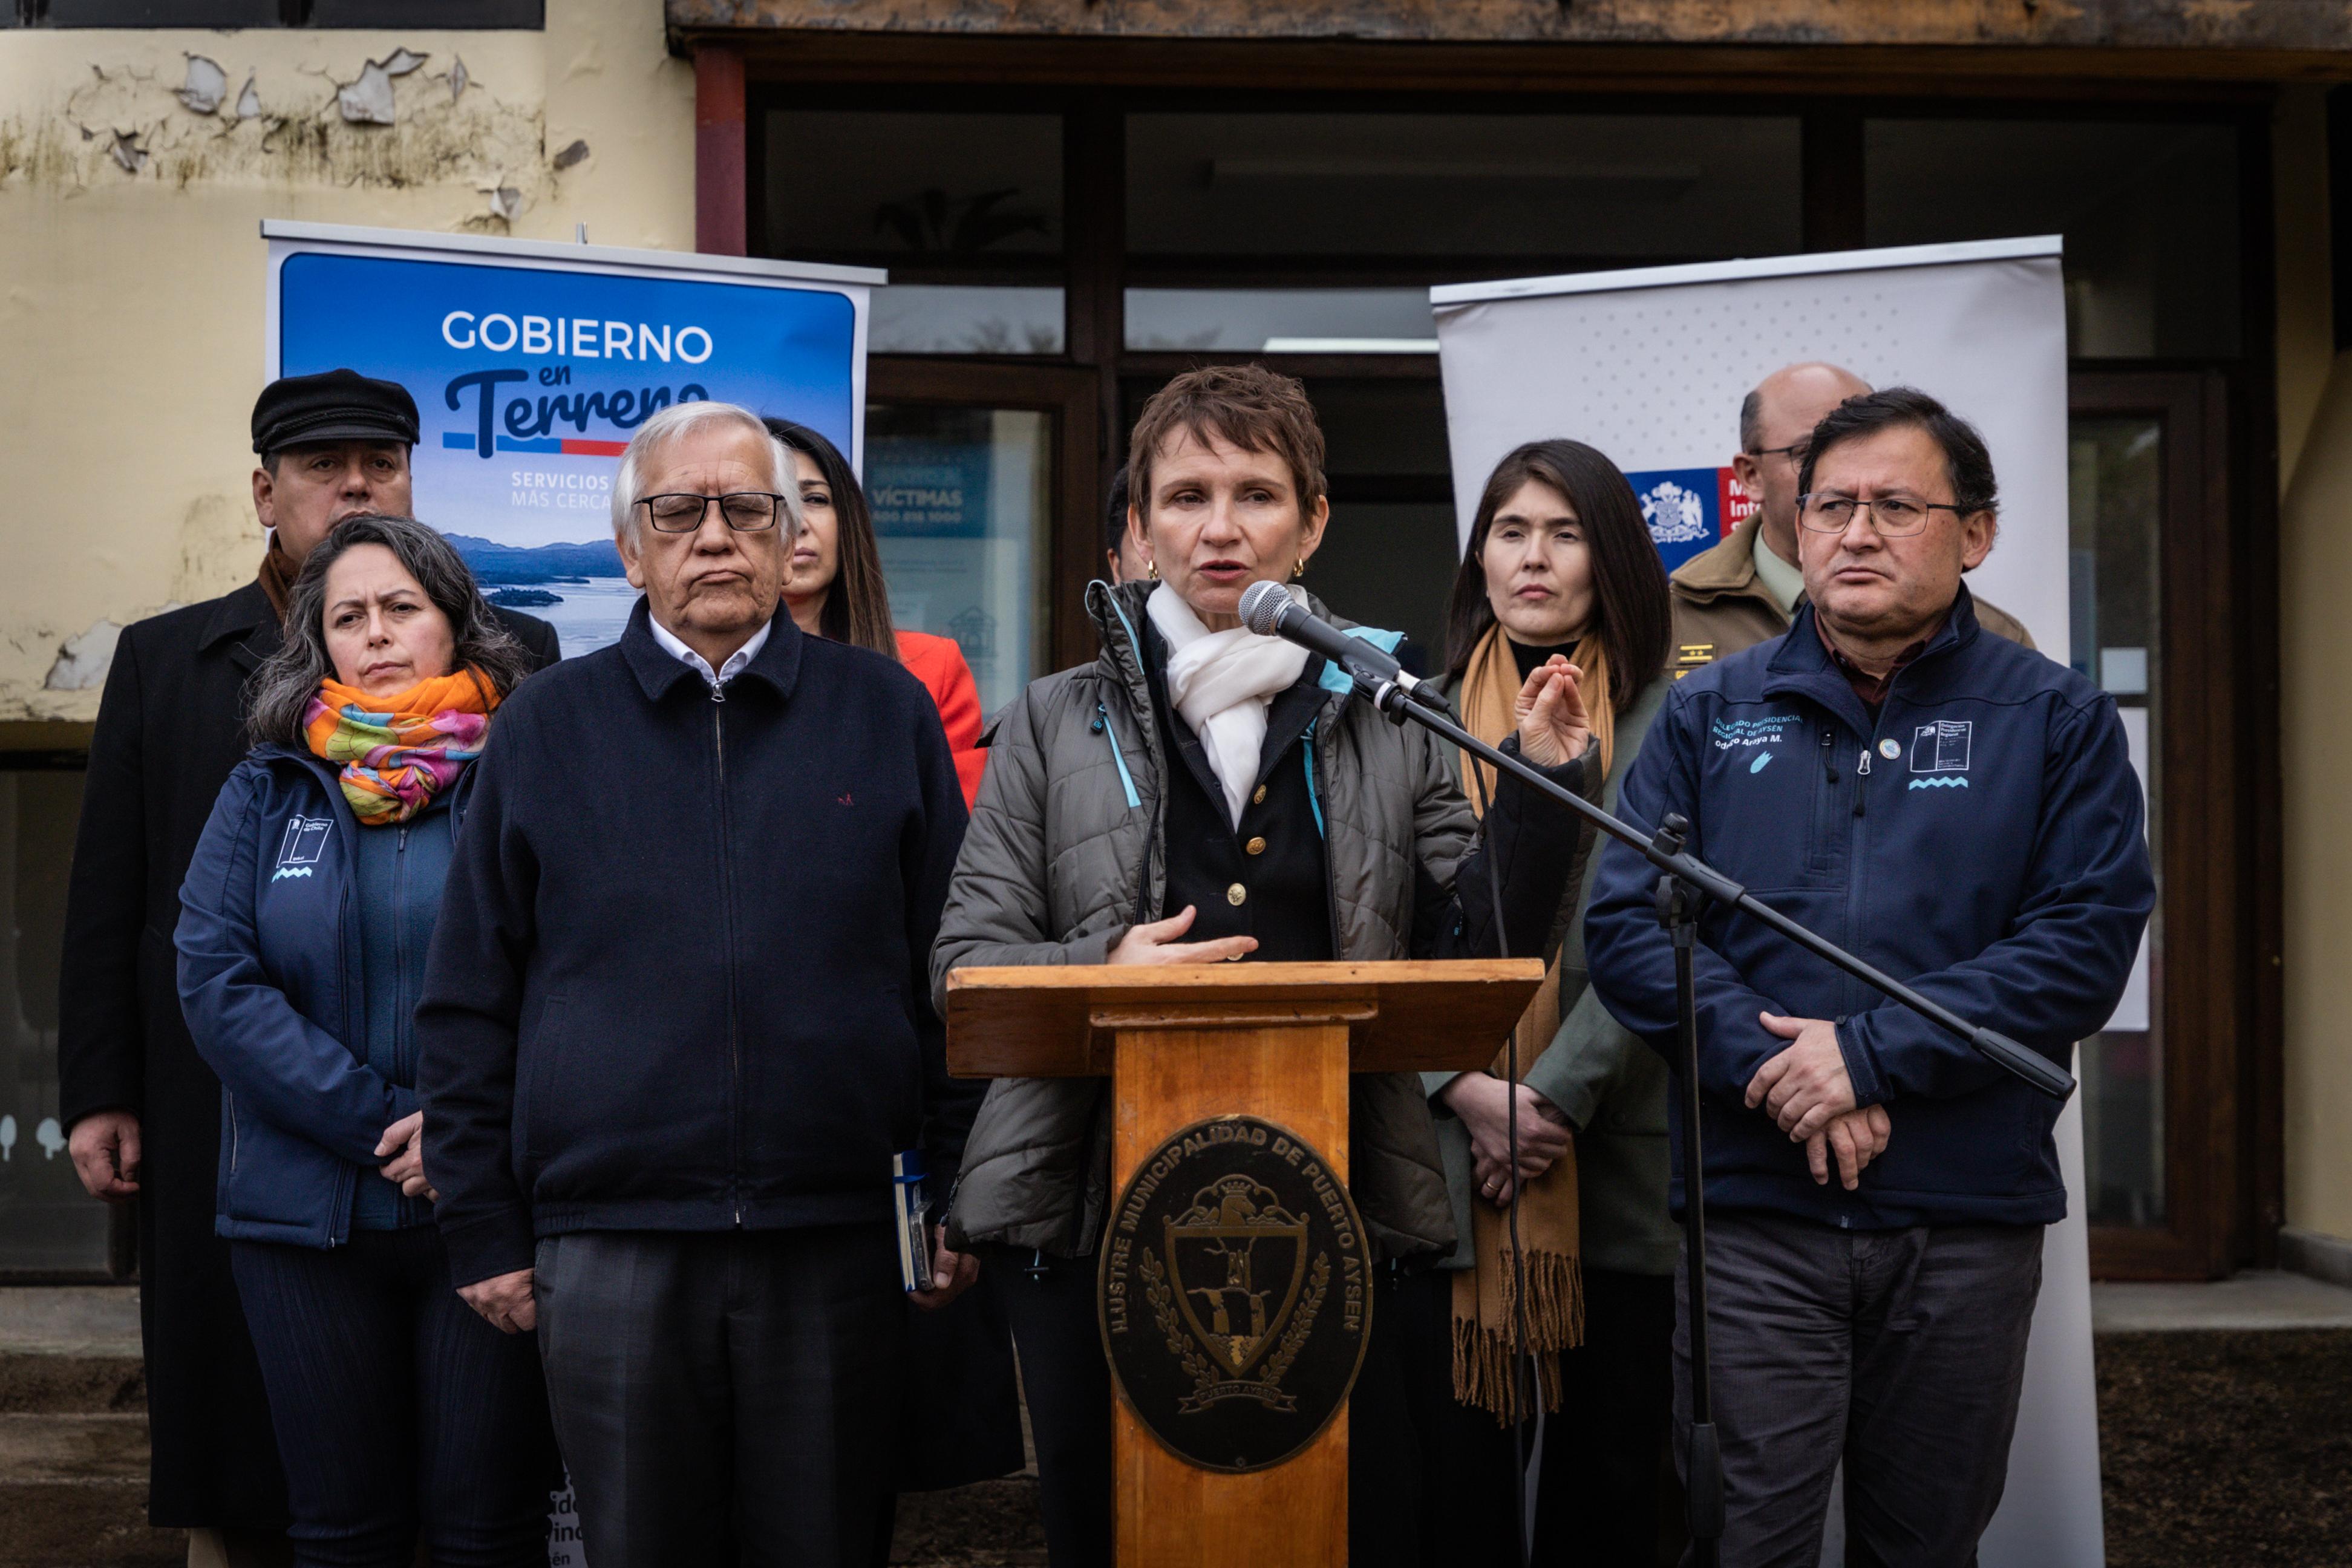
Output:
[1353, 670, 2076, 1102]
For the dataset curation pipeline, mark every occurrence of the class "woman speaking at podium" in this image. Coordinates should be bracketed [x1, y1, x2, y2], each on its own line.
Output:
[932, 365, 1597, 1568]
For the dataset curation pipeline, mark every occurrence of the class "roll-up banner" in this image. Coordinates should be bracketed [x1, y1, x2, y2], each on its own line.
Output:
[264, 221, 881, 659]
[1432, 237, 2106, 1568]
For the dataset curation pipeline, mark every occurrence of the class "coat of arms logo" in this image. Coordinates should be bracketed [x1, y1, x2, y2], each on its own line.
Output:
[1148, 1174, 1323, 1412]
[1099, 1115, 1372, 1472]
[1639, 479, 1710, 546]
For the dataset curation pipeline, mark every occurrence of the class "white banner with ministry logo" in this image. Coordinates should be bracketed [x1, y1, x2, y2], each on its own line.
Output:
[1431, 237, 2108, 1568]
[264, 220, 881, 659]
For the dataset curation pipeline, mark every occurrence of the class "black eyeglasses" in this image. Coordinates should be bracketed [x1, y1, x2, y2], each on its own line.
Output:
[1796, 492, 1967, 537]
[1746, 441, 1809, 463]
[635, 492, 789, 534]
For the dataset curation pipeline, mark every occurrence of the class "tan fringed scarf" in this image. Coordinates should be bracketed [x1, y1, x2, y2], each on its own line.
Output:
[1448, 622, 1613, 1422]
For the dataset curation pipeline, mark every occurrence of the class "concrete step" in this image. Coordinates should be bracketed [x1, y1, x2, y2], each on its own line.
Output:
[0, 1481, 182, 1568]
[0, 1288, 142, 1359]
[0, 1355, 145, 1416]
[2092, 1269, 2352, 1331]
[0, 1412, 149, 1485]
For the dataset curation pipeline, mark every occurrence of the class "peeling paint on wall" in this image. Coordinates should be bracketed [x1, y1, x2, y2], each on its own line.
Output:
[2, 50, 547, 199]
[47, 619, 128, 691]
[0, 1, 700, 722]
[177, 55, 226, 116]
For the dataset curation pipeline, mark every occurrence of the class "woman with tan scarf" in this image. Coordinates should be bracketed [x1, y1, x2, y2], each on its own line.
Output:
[1423, 440, 1677, 1565]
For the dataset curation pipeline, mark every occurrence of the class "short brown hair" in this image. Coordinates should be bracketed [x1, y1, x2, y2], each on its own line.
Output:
[1125, 365, 1327, 526]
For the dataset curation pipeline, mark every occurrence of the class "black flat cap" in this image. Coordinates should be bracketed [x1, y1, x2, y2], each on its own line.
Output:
[252, 369, 419, 455]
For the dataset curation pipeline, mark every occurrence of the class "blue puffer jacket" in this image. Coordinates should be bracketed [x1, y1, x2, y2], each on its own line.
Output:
[176, 745, 470, 1247]
[1585, 588, 2154, 1229]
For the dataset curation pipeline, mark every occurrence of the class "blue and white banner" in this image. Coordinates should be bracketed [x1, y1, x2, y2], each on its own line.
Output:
[266, 221, 881, 656]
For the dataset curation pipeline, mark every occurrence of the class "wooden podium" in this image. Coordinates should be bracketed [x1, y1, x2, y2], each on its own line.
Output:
[945, 959, 1543, 1568]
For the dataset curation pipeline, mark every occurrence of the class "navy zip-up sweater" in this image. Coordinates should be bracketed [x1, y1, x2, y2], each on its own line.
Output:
[1584, 587, 2153, 1229]
[416, 601, 972, 1288]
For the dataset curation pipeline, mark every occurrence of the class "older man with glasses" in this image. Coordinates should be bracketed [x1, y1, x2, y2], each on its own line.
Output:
[1668, 361, 2034, 678]
[416, 399, 979, 1567]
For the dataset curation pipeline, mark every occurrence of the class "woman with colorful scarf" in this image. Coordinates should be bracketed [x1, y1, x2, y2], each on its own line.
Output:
[1428, 440, 1679, 1566]
[177, 514, 555, 1568]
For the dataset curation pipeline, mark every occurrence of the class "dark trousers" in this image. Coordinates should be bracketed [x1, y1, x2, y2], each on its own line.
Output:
[1540, 1269, 1679, 1567]
[990, 1247, 1426, 1568]
[1368, 1264, 1523, 1568]
[229, 1228, 558, 1568]
[1675, 1212, 2043, 1568]
[534, 1226, 906, 1568]
[1410, 1266, 1681, 1568]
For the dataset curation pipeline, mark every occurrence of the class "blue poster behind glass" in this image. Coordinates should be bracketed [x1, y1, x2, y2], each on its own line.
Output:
[269, 224, 877, 656]
[866, 408, 1050, 714]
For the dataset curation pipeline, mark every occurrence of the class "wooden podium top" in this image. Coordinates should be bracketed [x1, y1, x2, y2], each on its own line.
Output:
[944, 959, 1543, 1078]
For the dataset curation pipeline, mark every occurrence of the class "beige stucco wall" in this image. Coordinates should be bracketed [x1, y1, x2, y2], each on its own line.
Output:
[2277, 89, 2352, 1245]
[0, 0, 693, 723]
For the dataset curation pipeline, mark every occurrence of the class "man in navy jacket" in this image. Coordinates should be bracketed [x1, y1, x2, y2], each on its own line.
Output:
[1586, 388, 2152, 1566]
[417, 400, 976, 1567]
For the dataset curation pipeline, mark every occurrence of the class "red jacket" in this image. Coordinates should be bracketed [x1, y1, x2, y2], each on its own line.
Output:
[897, 630, 986, 809]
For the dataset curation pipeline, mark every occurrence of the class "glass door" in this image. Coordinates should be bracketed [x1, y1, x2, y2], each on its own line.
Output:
[0, 751, 127, 1279]
[865, 360, 1102, 698]
[2072, 370, 2245, 1279]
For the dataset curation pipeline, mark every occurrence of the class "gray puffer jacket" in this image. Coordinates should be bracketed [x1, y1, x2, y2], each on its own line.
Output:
[933, 580, 1594, 1264]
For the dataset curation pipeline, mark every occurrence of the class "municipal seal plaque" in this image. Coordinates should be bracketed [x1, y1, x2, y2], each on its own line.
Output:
[1097, 1114, 1373, 1473]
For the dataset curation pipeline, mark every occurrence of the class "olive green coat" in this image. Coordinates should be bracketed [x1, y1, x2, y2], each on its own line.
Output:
[1423, 673, 1681, 1276]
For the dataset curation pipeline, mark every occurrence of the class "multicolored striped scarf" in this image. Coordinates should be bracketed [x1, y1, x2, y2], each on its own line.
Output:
[302, 669, 497, 826]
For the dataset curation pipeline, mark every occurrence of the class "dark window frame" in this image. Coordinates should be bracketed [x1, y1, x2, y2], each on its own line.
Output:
[0, 744, 134, 1285]
[10, 0, 541, 26]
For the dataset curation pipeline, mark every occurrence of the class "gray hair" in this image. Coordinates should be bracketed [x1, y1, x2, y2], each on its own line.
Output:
[610, 399, 802, 545]
[247, 514, 534, 748]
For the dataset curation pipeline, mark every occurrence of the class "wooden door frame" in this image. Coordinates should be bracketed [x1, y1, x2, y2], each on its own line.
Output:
[2073, 368, 2251, 1281]
[866, 358, 1104, 677]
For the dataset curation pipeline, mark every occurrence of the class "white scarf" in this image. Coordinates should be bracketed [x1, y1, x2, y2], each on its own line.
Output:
[1146, 582, 1311, 828]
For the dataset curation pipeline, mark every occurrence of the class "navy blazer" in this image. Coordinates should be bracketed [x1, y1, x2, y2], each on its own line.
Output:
[1585, 587, 2154, 1229]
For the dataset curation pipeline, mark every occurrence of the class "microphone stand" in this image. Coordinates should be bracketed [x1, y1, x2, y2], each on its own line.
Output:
[1342, 659, 2073, 1567]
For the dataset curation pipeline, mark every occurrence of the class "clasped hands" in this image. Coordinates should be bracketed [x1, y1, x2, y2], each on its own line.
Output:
[1442, 1073, 1570, 1207]
[1747, 1012, 1890, 1191]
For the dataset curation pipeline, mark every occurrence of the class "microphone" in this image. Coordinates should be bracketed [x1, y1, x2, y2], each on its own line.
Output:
[1238, 581, 1446, 709]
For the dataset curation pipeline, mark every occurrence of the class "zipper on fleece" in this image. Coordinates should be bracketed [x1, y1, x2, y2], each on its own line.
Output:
[712, 682, 745, 1227]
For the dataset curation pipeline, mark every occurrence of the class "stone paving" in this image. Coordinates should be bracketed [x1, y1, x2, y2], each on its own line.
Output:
[5, 1279, 2348, 1566]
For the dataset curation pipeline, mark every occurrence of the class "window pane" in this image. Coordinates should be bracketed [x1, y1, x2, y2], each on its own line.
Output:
[762, 112, 1062, 267]
[1866, 119, 2239, 359]
[1127, 113, 1802, 264]
[872, 285, 1065, 355]
[42, 0, 277, 21]
[1125, 288, 1435, 353]
[0, 767, 110, 1275]
[309, 0, 542, 23]
[2069, 414, 2163, 1227]
[868, 405, 1053, 714]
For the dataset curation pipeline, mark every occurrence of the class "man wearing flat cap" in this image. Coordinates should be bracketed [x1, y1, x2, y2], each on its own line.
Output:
[57, 370, 559, 1564]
